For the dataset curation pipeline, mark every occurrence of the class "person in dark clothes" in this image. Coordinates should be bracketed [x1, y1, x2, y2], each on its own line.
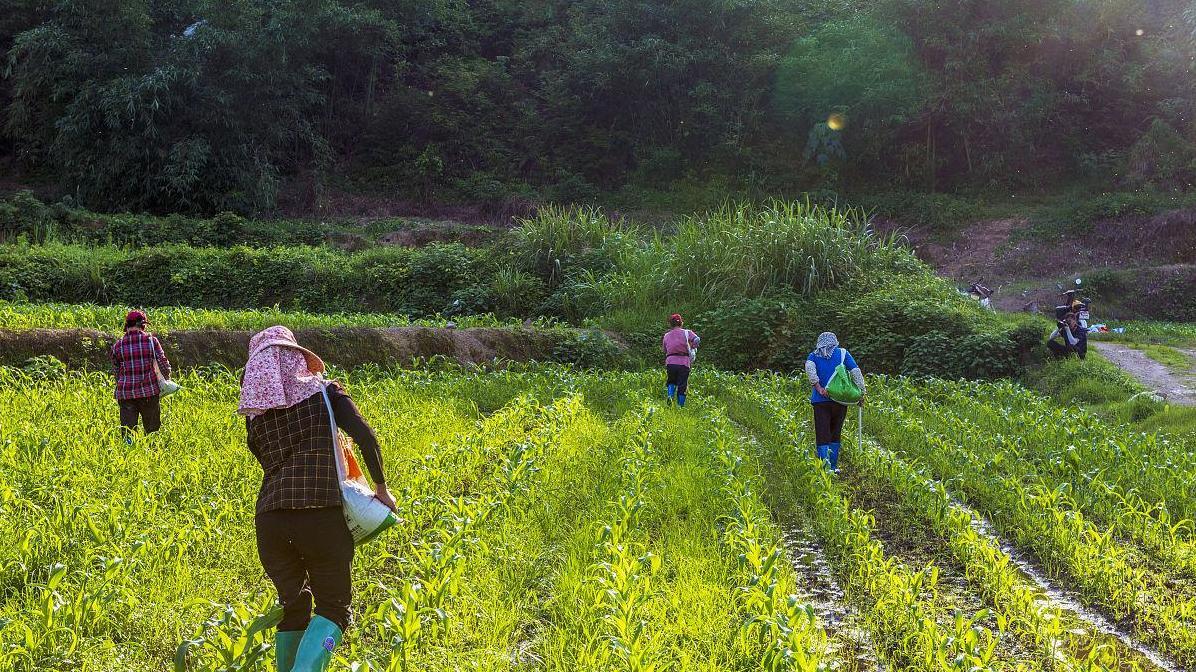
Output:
[238, 326, 395, 672]
[1046, 308, 1087, 359]
[662, 313, 700, 407]
[804, 332, 866, 473]
[111, 310, 172, 439]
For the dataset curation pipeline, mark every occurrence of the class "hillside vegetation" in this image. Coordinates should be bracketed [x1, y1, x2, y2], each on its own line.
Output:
[0, 197, 1037, 378]
[2, 1, 1194, 213]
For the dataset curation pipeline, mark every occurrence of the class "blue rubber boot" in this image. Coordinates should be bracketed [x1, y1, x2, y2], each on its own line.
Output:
[816, 444, 831, 469]
[677, 393, 686, 408]
[666, 384, 677, 403]
[829, 442, 842, 472]
[291, 615, 342, 672]
[275, 630, 302, 672]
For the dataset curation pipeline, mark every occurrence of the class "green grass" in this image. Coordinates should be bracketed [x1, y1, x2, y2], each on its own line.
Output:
[1131, 343, 1195, 372]
[5, 365, 1195, 670]
[1091, 320, 1196, 347]
[0, 300, 557, 333]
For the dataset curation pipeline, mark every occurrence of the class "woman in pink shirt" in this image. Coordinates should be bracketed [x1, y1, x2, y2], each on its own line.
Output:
[662, 313, 700, 407]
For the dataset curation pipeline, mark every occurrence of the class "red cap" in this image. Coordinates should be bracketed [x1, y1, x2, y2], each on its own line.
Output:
[670, 313, 683, 324]
[125, 310, 147, 324]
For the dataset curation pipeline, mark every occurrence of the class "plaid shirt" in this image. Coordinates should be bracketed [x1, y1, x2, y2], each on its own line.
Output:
[111, 331, 171, 400]
[247, 384, 384, 514]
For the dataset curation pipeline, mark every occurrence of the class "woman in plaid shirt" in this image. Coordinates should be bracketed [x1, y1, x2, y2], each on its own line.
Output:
[238, 326, 394, 672]
[110, 310, 172, 437]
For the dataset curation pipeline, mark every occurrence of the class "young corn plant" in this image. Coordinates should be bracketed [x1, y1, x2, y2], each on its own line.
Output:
[727, 382, 1012, 672]
[866, 385, 1196, 668]
[356, 394, 582, 671]
[705, 410, 829, 672]
[569, 404, 669, 672]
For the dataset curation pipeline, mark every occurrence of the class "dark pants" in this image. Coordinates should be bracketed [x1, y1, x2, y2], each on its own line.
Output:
[1047, 339, 1087, 360]
[119, 395, 161, 434]
[665, 364, 691, 395]
[812, 401, 847, 445]
[256, 507, 355, 632]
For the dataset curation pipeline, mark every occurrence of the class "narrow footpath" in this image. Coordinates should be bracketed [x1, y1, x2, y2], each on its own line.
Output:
[1091, 342, 1196, 406]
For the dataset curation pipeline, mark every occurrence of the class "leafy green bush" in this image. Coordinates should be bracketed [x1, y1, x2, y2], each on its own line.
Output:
[0, 192, 371, 249]
[0, 242, 487, 317]
[551, 329, 620, 369]
[900, 331, 1020, 380]
[686, 273, 1034, 379]
[21, 355, 68, 381]
[694, 292, 816, 372]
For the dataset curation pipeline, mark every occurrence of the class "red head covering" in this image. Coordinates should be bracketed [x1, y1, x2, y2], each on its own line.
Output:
[670, 313, 683, 327]
[124, 310, 147, 331]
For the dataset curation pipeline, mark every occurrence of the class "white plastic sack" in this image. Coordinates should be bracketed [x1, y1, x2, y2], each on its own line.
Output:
[320, 385, 398, 545]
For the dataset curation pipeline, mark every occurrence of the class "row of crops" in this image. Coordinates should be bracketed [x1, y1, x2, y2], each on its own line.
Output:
[2, 366, 1194, 671]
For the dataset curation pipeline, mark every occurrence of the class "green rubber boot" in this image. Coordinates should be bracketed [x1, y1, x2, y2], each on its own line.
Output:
[275, 630, 302, 672]
[291, 615, 342, 672]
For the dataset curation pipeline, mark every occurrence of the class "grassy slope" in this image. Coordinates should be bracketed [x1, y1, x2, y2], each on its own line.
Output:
[1025, 350, 1196, 435]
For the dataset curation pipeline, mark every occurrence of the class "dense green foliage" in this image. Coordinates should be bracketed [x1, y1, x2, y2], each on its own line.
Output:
[0, 200, 1037, 378]
[2, 1, 1194, 212]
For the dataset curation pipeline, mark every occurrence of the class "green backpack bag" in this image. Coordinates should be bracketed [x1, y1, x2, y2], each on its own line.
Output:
[825, 348, 863, 405]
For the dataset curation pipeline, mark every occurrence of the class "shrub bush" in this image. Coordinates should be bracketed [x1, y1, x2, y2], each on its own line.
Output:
[0, 242, 487, 317]
[552, 329, 620, 369]
[694, 292, 815, 372]
[0, 192, 365, 248]
[689, 275, 1034, 380]
[21, 355, 68, 380]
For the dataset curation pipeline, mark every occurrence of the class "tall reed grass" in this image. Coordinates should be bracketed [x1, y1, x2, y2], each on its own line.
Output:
[662, 200, 909, 301]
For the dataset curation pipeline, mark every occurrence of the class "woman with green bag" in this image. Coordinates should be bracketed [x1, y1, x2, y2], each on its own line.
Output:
[804, 332, 866, 473]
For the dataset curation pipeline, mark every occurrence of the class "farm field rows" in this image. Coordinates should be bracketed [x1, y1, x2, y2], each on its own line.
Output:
[1, 367, 1193, 671]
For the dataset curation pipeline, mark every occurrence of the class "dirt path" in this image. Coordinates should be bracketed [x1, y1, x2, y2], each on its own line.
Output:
[1091, 342, 1196, 406]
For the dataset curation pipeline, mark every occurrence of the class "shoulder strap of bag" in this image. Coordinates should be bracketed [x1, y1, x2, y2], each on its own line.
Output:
[839, 348, 846, 367]
[319, 383, 348, 482]
[149, 336, 164, 379]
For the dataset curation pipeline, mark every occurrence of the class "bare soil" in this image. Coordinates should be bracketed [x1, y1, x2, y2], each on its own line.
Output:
[888, 208, 1196, 282]
[0, 326, 569, 371]
[878, 207, 1196, 318]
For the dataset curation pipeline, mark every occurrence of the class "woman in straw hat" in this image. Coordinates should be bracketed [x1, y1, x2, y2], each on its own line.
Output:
[238, 326, 394, 672]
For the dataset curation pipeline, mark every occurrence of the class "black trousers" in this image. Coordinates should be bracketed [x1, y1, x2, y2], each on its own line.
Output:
[1047, 340, 1087, 360]
[665, 364, 691, 394]
[256, 507, 355, 632]
[119, 395, 161, 434]
[812, 401, 847, 445]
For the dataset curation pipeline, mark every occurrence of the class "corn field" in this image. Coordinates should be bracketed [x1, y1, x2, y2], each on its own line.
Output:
[1, 366, 1193, 671]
